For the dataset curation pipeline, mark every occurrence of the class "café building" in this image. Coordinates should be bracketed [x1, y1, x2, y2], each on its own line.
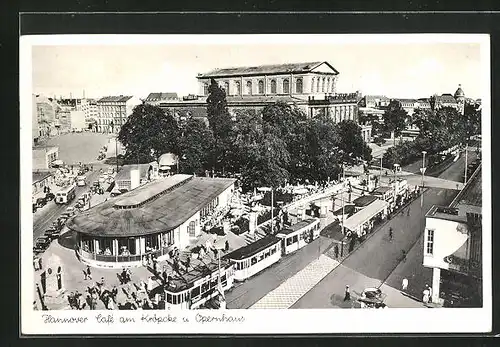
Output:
[67, 174, 236, 268]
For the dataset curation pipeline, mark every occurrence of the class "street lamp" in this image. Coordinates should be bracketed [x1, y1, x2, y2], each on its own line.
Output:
[420, 151, 427, 205]
[393, 163, 400, 206]
[464, 143, 468, 184]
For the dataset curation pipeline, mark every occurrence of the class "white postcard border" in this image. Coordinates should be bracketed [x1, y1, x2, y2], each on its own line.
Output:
[20, 33, 492, 335]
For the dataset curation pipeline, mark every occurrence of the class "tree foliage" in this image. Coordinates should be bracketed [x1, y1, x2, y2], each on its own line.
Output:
[384, 103, 481, 168]
[178, 117, 214, 175]
[206, 78, 234, 173]
[383, 100, 408, 142]
[118, 103, 179, 164]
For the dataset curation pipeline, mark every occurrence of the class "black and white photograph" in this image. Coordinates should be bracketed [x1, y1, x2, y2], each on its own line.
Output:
[20, 34, 491, 334]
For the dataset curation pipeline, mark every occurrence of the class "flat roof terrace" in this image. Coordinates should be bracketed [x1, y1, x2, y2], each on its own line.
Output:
[67, 175, 236, 237]
[114, 174, 192, 208]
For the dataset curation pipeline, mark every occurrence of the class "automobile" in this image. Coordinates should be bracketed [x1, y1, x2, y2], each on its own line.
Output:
[358, 287, 387, 308]
[44, 227, 61, 240]
[62, 207, 76, 217]
[33, 236, 51, 254]
[45, 192, 55, 201]
[57, 216, 69, 225]
[36, 197, 47, 207]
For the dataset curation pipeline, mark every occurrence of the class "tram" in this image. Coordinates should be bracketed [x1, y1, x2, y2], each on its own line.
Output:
[276, 218, 321, 255]
[223, 235, 282, 281]
[163, 258, 234, 310]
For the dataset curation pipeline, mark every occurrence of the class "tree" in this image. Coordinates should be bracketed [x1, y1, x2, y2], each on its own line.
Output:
[302, 113, 341, 183]
[262, 102, 307, 182]
[462, 102, 481, 143]
[335, 120, 372, 163]
[118, 103, 180, 164]
[383, 100, 408, 146]
[206, 78, 234, 174]
[230, 110, 290, 190]
[178, 117, 214, 175]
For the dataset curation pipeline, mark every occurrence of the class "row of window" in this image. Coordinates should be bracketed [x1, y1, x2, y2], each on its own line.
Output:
[204, 78, 303, 96]
[234, 244, 280, 270]
[166, 273, 228, 305]
[80, 232, 175, 256]
[201, 196, 219, 218]
[283, 222, 320, 246]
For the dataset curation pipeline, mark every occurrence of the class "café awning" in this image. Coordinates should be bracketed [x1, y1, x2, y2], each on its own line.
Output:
[343, 199, 388, 231]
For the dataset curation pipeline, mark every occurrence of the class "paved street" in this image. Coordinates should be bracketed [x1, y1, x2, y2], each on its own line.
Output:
[37, 132, 112, 165]
[32, 169, 104, 241]
[291, 152, 473, 308]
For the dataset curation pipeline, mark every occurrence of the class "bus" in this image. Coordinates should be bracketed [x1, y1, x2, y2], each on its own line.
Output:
[55, 185, 76, 204]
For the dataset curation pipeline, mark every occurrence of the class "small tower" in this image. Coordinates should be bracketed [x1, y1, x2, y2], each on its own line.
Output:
[454, 84, 465, 114]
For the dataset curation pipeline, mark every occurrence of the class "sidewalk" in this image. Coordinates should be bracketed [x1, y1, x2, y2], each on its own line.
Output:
[250, 255, 339, 309]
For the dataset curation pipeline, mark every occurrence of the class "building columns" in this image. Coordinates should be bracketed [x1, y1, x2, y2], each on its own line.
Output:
[432, 267, 441, 304]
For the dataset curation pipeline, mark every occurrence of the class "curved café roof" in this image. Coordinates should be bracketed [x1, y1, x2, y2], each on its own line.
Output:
[67, 175, 236, 238]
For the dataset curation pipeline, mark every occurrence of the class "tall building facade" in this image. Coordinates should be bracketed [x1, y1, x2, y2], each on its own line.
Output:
[36, 95, 60, 137]
[197, 61, 339, 99]
[96, 96, 142, 134]
[157, 62, 365, 140]
[78, 98, 99, 130]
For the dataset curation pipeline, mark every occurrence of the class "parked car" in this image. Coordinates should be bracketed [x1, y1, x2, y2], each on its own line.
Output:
[33, 236, 51, 254]
[57, 216, 69, 225]
[45, 192, 55, 201]
[36, 197, 47, 207]
[44, 227, 61, 240]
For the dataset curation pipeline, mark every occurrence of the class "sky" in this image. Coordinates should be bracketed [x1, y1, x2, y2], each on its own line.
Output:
[30, 36, 484, 100]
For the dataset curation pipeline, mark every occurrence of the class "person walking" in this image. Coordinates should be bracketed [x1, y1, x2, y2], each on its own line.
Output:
[407, 207, 411, 216]
[402, 278, 408, 291]
[85, 265, 92, 280]
[343, 285, 351, 301]
[423, 287, 430, 304]
[334, 244, 339, 259]
[428, 285, 433, 303]
[388, 227, 393, 241]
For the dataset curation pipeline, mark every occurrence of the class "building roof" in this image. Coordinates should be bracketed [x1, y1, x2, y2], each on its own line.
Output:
[33, 171, 52, 184]
[114, 164, 154, 182]
[198, 61, 338, 78]
[115, 174, 192, 207]
[454, 85, 465, 98]
[373, 186, 393, 194]
[67, 175, 236, 237]
[435, 94, 458, 104]
[277, 218, 319, 235]
[98, 95, 133, 103]
[452, 165, 482, 209]
[332, 204, 356, 216]
[223, 235, 281, 261]
[364, 95, 389, 100]
[395, 98, 418, 104]
[353, 195, 378, 207]
[343, 199, 389, 231]
[145, 92, 178, 101]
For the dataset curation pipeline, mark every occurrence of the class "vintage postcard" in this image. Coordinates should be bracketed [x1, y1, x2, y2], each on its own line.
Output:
[20, 34, 491, 334]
